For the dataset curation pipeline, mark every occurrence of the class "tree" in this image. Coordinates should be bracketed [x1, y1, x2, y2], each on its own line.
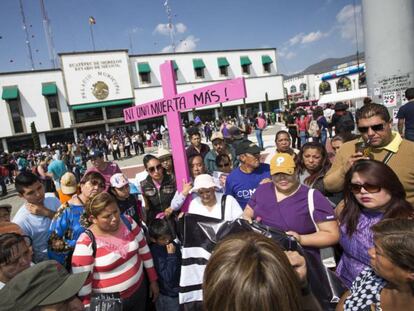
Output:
[31, 122, 41, 150]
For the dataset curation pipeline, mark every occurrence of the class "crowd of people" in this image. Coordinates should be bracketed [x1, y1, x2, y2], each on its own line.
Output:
[0, 88, 414, 311]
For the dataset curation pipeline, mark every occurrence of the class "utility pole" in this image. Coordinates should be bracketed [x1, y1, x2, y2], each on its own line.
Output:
[40, 0, 57, 68]
[19, 0, 35, 70]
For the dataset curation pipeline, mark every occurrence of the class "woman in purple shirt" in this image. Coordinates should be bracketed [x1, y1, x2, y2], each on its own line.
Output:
[243, 152, 339, 262]
[336, 160, 414, 288]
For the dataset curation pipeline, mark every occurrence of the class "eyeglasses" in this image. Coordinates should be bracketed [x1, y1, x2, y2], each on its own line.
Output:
[90, 180, 105, 188]
[350, 183, 381, 194]
[148, 164, 163, 173]
[357, 123, 386, 133]
[198, 189, 214, 195]
[116, 184, 129, 191]
[218, 162, 230, 168]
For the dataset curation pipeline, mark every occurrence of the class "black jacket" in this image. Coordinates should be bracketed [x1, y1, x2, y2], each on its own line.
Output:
[140, 173, 176, 225]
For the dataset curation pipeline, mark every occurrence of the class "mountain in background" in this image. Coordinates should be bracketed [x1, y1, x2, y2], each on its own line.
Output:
[303, 52, 365, 74]
[286, 52, 365, 78]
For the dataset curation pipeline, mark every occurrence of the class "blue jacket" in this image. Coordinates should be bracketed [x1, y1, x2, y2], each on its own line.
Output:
[150, 241, 181, 297]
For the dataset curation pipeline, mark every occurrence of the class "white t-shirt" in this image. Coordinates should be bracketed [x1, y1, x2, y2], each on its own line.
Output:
[12, 193, 60, 263]
[188, 193, 243, 221]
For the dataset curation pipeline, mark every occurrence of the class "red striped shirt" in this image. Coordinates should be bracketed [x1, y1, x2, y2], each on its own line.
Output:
[71, 216, 157, 306]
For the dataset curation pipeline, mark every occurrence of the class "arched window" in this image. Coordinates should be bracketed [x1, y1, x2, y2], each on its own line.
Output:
[337, 76, 352, 92]
[319, 81, 331, 95]
[290, 85, 297, 94]
[300, 83, 307, 92]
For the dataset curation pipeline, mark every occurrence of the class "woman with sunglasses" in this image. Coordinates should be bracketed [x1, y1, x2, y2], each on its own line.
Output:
[72, 192, 159, 310]
[337, 218, 414, 311]
[336, 159, 413, 288]
[140, 155, 176, 226]
[48, 171, 105, 269]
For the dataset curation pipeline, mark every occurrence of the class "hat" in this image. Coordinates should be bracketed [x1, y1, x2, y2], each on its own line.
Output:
[0, 260, 88, 310]
[89, 149, 103, 158]
[235, 140, 261, 156]
[228, 126, 242, 139]
[110, 173, 129, 188]
[211, 132, 224, 142]
[157, 149, 172, 160]
[60, 172, 77, 195]
[270, 153, 296, 175]
[190, 174, 216, 193]
[334, 102, 348, 111]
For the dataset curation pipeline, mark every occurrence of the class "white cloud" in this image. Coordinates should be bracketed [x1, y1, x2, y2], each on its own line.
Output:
[175, 23, 187, 34]
[153, 23, 188, 36]
[161, 35, 199, 53]
[176, 35, 199, 52]
[301, 31, 324, 44]
[288, 33, 303, 46]
[336, 4, 364, 43]
[287, 30, 327, 46]
[279, 49, 296, 60]
[130, 27, 143, 34]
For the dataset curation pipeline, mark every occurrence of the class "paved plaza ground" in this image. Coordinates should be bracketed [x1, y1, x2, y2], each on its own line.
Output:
[1, 123, 286, 217]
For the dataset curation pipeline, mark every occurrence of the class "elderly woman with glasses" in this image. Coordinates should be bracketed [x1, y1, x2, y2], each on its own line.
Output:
[188, 174, 242, 220]
[48, 171, 105, 269]
[140, 155, 176, 226]
[336, 160, 414, 288]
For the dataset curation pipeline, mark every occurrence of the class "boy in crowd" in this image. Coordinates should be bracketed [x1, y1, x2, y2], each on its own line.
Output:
[12, 172, 61, 263]
[149, 219, 181, 311]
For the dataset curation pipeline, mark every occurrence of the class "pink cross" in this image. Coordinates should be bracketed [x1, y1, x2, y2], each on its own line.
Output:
[124, 61, 247, 208]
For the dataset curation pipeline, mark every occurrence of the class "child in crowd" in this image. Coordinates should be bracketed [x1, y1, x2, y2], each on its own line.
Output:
[109, 173, 144, 226]
[149, 219, 181, 311]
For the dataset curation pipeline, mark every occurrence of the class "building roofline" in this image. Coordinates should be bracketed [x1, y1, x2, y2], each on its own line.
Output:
[130, 47, 277, 58]
[58, 49, 129, 56]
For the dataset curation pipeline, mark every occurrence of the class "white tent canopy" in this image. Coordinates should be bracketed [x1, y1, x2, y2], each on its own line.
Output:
[318, 88, 368, 105]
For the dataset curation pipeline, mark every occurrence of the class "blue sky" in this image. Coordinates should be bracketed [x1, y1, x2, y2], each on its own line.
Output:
[0, 0, 363, 74]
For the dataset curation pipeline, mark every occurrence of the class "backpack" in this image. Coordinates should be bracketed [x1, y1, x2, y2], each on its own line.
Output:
[308, 120, 320, 138]
[0, 165, 9, 177]
[257, 117, 267, 130]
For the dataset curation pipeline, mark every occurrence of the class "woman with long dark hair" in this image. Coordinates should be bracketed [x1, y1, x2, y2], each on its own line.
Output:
[297, 142, 330, 190]
[336, 159, 414, 288]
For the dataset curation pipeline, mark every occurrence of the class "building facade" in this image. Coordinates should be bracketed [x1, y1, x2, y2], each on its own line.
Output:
[0, 48, 284, 152]
[282, 61, 367, 109]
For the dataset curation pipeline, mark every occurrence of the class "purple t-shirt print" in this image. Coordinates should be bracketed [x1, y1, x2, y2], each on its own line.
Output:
[248, 183, 335, 258]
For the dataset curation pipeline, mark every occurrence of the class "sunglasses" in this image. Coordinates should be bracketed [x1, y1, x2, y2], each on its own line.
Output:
[198, 189, 214, 195]
[148, 164, 163, 173]
[350, 183, 381, 194]
[357, 123, 386, 133]
[218, 162, 230, 168]
[90, 180, 105, 188]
